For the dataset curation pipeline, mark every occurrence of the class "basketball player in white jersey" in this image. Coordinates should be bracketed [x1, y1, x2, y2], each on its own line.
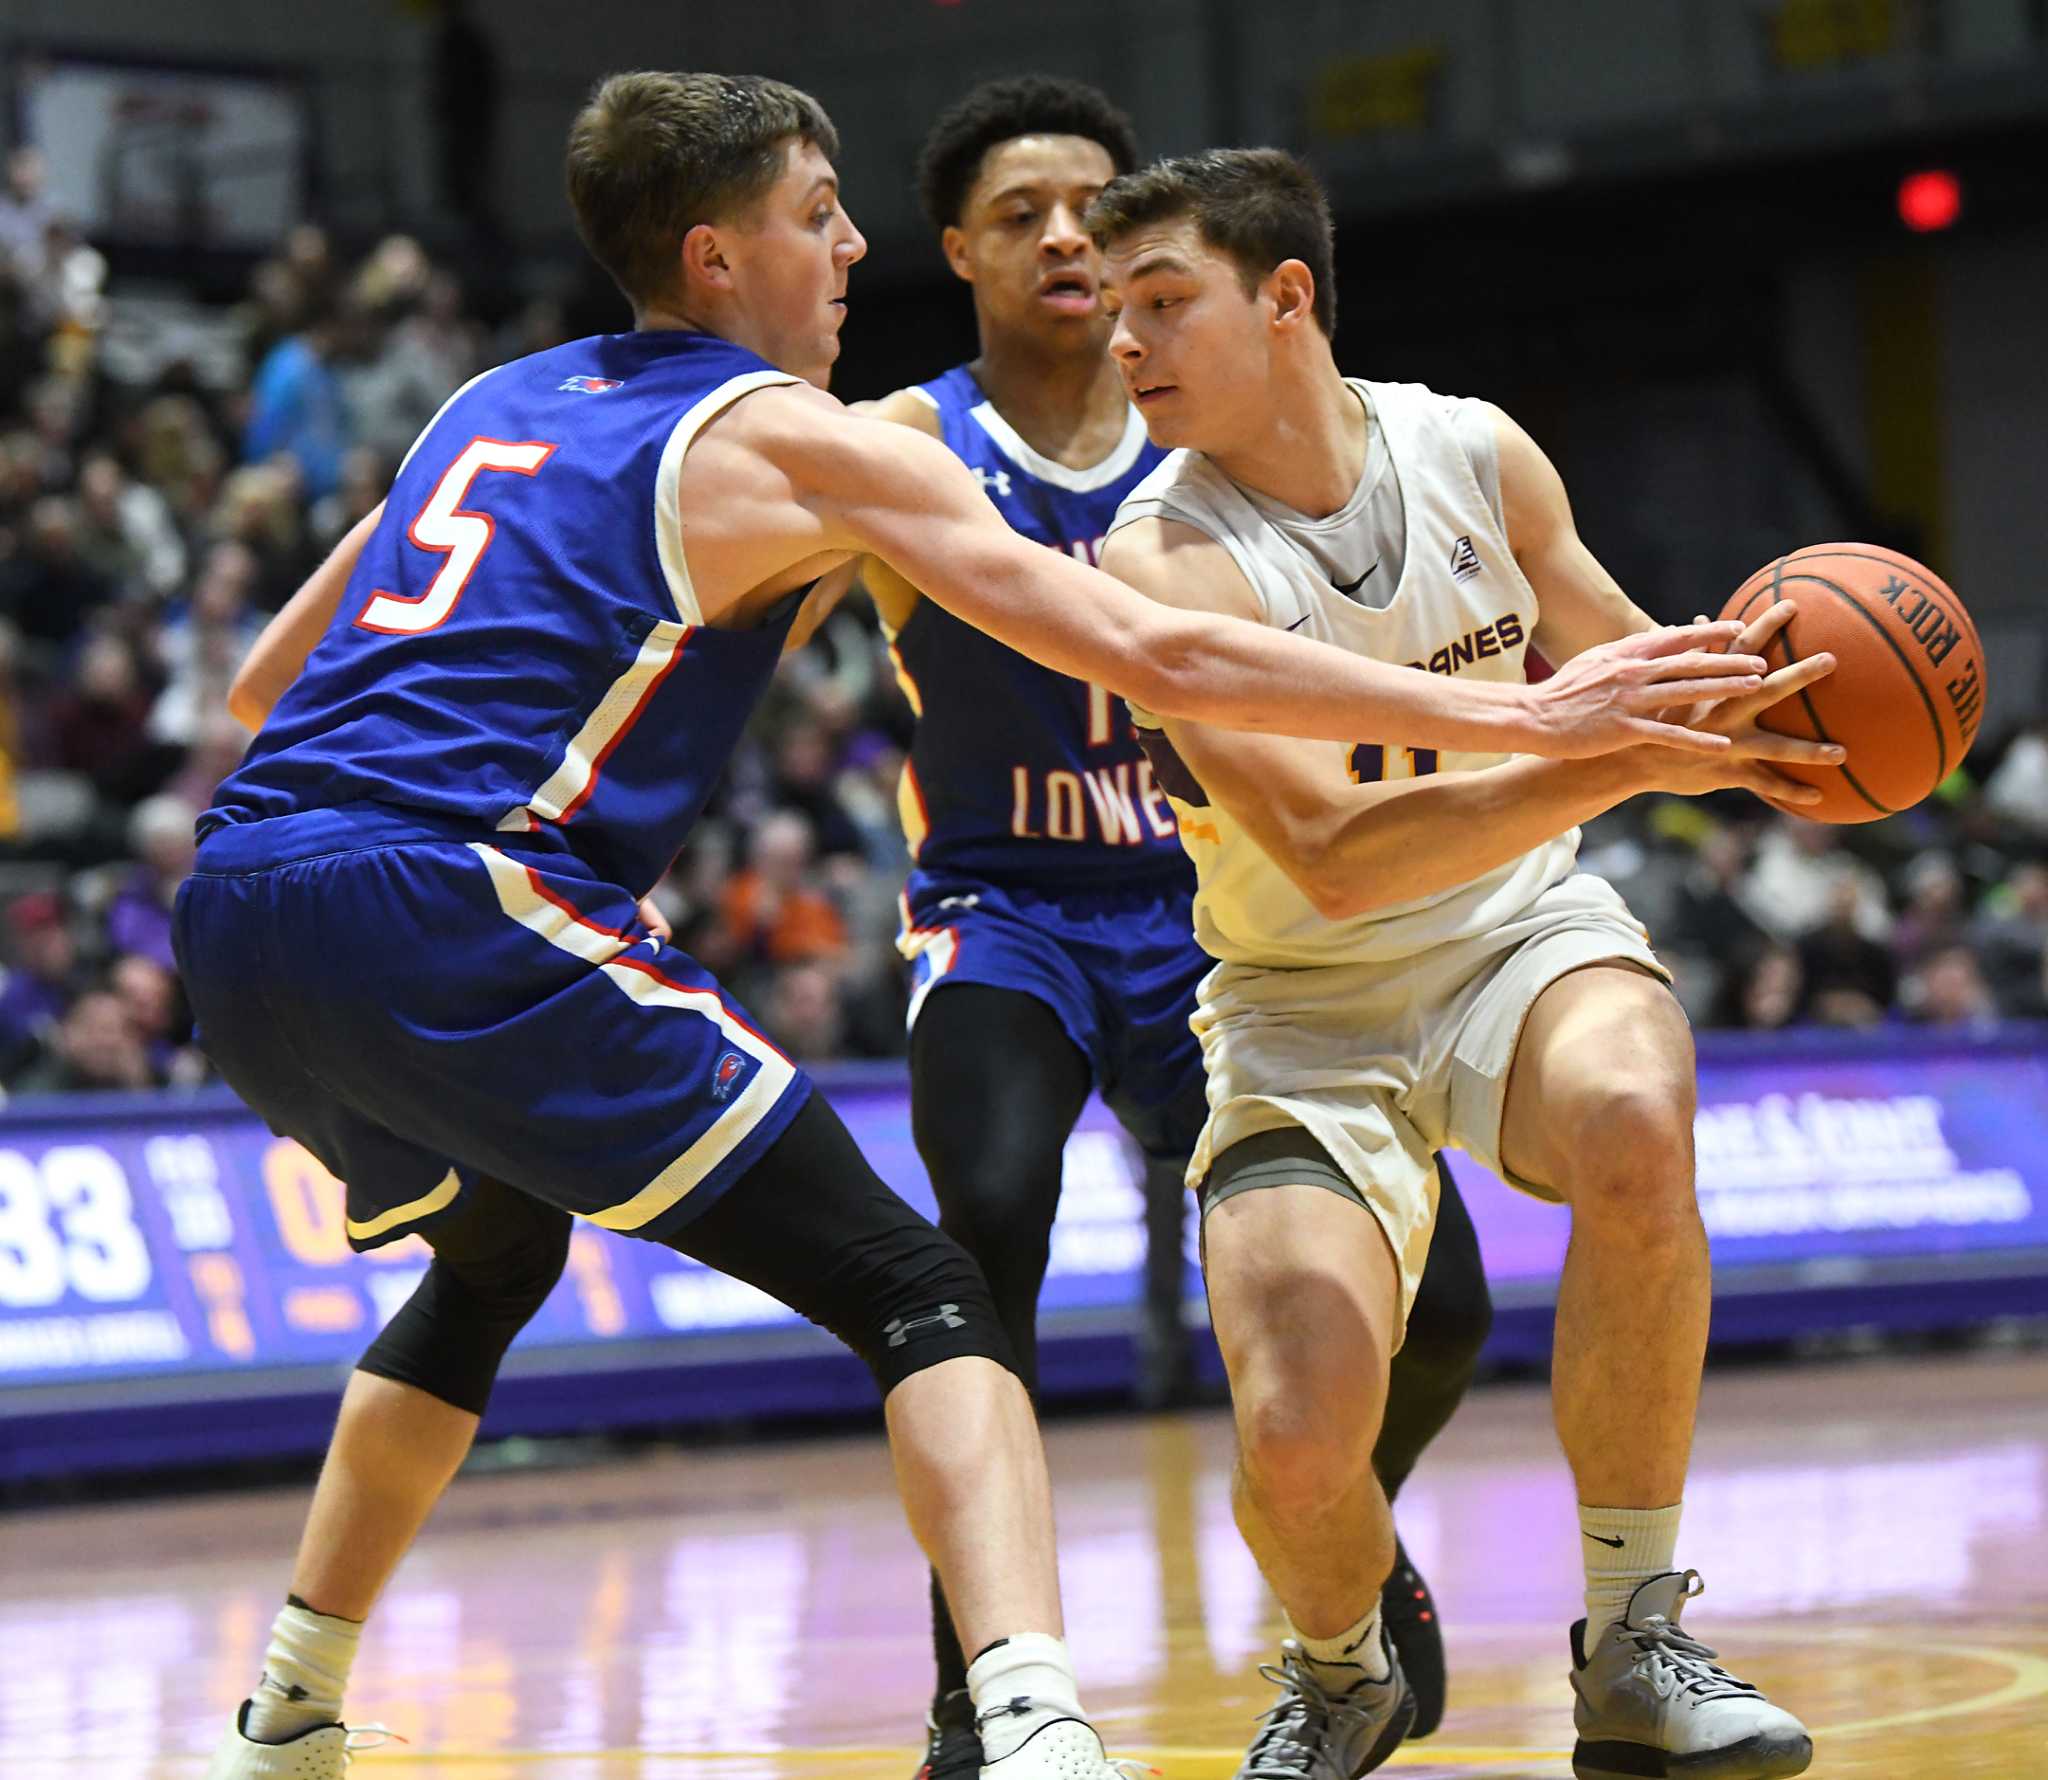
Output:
[1089, 150, 1827, 1780]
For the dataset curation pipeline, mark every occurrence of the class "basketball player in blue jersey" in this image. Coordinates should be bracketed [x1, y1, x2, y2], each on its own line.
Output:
[857, 79, 1500, 1779]
[187, 73, 1768, 1780]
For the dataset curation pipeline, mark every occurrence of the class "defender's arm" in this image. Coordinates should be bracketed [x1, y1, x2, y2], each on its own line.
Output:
[744, 388, 1761, 755]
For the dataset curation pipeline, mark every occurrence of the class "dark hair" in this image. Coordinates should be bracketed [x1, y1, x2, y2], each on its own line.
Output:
[566, 71, 839, 310]
[916, 76, 1138, 233]
[1087, 147, 1337, 335]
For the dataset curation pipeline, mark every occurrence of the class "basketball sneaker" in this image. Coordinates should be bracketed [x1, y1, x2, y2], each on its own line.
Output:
[974, 1701, 1155, 1779]
[1230, 1632, 1415, 1779]
[1569, 1571, 1812, 1780]
[204, 1700, 401, 1778]
[915, 1687, 983, 1780]
[1379, 1535, 1445, 1739]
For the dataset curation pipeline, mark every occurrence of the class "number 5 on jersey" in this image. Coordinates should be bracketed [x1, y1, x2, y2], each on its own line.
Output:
[355, 437, 557, 635]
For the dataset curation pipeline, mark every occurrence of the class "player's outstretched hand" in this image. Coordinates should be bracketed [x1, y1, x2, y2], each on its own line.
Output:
[1534, 622, 1766, 757]
[1635, 603, 1846, 808]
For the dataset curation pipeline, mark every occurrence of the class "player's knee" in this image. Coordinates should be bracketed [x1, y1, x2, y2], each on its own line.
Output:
[1565, 1079, 1699, 1231]
[357, 1214, 571, 1416]
[834, 1226, 1024, 1399]
[1236, 1375, 1379, 1522]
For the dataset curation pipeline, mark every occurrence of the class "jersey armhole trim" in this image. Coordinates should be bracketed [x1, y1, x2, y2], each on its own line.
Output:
[653, 368, 805, 626]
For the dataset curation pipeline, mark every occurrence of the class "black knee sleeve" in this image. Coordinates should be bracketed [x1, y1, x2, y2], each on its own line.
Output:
[1376, 1157, 1494, 1497]
[357, 1184, 573, 1416]
[667, 1091, 1023, 1400]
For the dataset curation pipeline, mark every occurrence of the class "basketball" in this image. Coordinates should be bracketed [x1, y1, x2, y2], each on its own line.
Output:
[1718, 543, 1986, 824]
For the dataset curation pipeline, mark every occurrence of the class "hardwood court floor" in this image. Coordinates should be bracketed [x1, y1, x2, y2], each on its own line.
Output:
[2, 1351, 2044, 1779]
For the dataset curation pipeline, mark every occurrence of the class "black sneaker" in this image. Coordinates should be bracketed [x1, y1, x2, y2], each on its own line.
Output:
[914, 1687, 983, 1780]
[1381, 1535, 1446, 1739]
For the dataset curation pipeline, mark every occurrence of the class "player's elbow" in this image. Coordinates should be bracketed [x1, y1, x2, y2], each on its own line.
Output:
[225, 669, 270, 732]
[1286, 840, 1380, 924]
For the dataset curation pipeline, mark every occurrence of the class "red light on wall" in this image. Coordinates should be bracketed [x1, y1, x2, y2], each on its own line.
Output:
[1897, 169, 1962, 233]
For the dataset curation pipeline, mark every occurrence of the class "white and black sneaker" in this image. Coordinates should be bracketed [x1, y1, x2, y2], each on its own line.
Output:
[975, 1697, 1154, 1779]
[1570, 1571, 1811, 1780]
[204, 1699, 401, 1778]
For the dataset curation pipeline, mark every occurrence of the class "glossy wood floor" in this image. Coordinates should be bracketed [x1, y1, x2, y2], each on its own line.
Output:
[3, 1352, 2044, 1779]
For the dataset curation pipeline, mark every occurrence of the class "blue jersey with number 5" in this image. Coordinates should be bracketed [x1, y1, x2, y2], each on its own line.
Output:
[888, 365, 1184, 889]
[208, 330, 806, 895]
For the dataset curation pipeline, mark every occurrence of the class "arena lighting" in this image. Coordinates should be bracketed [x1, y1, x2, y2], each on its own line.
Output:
[1897, 168, 1962, 233]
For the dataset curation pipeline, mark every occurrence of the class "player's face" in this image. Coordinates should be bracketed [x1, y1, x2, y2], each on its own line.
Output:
[945, 134, 1118, 352]
[1102, 221, 1269, 451]
[723, 140, 867, 387]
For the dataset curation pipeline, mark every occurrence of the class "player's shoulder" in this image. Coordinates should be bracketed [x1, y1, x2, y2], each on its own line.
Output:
[853, 383, 945, 438]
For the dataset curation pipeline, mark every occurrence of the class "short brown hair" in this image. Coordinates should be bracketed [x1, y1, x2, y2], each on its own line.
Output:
[1087, 148, 1337, 336]
[566, 71, 840, 311]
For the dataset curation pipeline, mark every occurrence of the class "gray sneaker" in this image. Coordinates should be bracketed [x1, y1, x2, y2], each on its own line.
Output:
[1232, 1634, 1415, 1779]
[1570, 1571, 1812, 1780]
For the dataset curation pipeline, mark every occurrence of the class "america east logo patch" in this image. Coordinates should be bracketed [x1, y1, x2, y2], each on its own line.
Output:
[711, 1049, 749, 1101]
[558, 375, 624, 393]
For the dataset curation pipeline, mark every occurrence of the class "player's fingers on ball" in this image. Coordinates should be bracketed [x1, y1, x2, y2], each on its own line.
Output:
[1743, 731, 1846, 767]
[1757, 651, 1838, 703]
[1751, 767, 1823, 805]
[1737, 599, 1798, 652]
[1650, 619, 1745, 653]
[1634, 718, 1734, 753]
[1628, 672, 1761, 713]
[1641, 649, 1768, 681]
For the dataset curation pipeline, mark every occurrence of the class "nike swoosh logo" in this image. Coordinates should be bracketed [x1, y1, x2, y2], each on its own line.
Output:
[1286, 614, 1312, 631]
[1332, 561, 1381, 596]
[1584, 1532, 1626, 1549]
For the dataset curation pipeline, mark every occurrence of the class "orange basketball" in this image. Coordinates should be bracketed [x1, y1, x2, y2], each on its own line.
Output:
[1717, 543, 1986, 824]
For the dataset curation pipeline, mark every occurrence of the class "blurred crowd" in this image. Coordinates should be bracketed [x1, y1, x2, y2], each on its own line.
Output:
[1, 164, 2045, 1102]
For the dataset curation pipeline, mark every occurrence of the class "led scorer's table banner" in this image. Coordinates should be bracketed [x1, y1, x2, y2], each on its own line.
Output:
[1, 1030, 2045, 1393]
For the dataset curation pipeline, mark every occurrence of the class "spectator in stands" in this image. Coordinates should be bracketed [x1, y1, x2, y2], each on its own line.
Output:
[75, 449, 186, 601]
[1969, 862, 2048, 1015]
[1709, 939, 1805, 1032]
[1741, 814, 1890, 942]
[0, 148, 52, 279]
[0, 494, 114, 646]
[149, 543, 263, 750]
[49, 631, 163, 806]
[10, 985, 156, 1095]
[1890, 851, 1968, 973]
[109, 951, 201, 1085]
[1796, 877, 1897, 1028]
[0, 891, 79, 1081]
[243, 303, 350, 501]
[770, 715, 866, 863]
[766, 961, 847, 1062]
[1983, 723, 2048, 840]
[1908, 942, 2000, 1032]
[717, 810, 847, 977]
[105, 794, 199, 973]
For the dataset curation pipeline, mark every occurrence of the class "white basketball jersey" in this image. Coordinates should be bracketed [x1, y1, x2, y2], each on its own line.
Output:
[1111, 378, 1578, 969]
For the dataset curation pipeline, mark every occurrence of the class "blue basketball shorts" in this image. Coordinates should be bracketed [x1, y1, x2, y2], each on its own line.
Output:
[896, 868, 1210, 1158]
[175, 805, 811, 1251]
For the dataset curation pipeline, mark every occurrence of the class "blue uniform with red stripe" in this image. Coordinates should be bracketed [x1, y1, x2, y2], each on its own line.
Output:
[178, 330, 814, 1248]
[891, 367, 1206, 1150]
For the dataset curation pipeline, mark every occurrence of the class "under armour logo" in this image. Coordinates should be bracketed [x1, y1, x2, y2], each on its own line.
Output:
[972, 466, 1013, 499]
[885, 1304, 966, 1347]
[1449, 535, 1483, 582]
[934, 893, 982, 912]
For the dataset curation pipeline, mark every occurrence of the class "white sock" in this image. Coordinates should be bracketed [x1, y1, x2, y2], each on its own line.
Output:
[1290, 1601, 1390, 1689]
[242, 1601, 361, 1744]
[966, 1632, 1084, 1763]
[1580, 1502, 1682, 1647]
